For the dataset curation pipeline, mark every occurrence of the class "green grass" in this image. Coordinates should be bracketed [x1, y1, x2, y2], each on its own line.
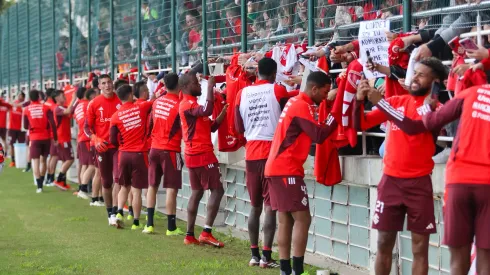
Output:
[0, 161, 320, 275]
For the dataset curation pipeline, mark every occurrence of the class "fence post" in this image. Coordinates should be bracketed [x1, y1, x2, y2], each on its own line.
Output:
[16, 3, 20, 93]
[109, 0, 115, 78]
[68, 0, 73, 84]
[52, 0, 57, 89]
[7, 9, 10, 100]
[87, 0, 92, 74]
[403, 0, 412, 32]
[241, 0, 247, 53]
[171, 0, 177, 73]
[308, 0, 315, 46]
[27, 1, 31, 91]
[38, 0, 43, 89]
[202, 0, 208, 75]
[136, 0, 142, 81]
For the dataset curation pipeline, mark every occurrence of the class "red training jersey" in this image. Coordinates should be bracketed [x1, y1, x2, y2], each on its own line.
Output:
[84, 94, 122, 148]
[74, 100, 90, 142]
[109, 101, 152, 152]
[354, 95, 441, 178]
[150, 93, 182, 152]
[8, 99, 23, 130]
[23, 101, 57, 141]
[265, 93, 337, 178]
[55, 104, 73, 144]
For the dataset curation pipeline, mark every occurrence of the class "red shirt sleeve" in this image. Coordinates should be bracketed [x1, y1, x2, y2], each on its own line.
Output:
[84, 100, 95, 138]
[234, 89, 245, 134]
[353, 100, 388, 131]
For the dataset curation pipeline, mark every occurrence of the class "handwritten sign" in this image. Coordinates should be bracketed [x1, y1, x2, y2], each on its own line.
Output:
[358, 20, 390, 79]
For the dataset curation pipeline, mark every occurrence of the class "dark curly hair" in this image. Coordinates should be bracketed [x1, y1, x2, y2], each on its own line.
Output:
[418, 57, 448, 83]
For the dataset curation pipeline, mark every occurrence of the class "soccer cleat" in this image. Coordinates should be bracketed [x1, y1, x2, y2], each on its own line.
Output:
[249, 256, 260, 267]
[127, 214, 134, 221]
[109, 215, 123, 229]
[184, 236, 201, 245]
[54, 181, 70, 191]
[131, 224, 143, 230]
[116, 213, 124, 221]
[142, 225, 154, 234]
[23, 167, 31, 173]
[9, 162, 15, 168]
[259, 257, 280, 268]
[166, 228, 185, 236]
[45, 181, 54, 187]
[77, 191, 90, 200]
[90, 201, 105, 207]
[36, 188, 43, 194]
[198, 233, 225, 248]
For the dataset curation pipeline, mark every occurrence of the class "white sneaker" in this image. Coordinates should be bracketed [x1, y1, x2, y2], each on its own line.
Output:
[77, 191, 90, 200]
[433, 147, 451, 164]
[109, 215, 123, 228]
[36, 188, 43, 193]
[45, 182, 54, 187]
[90, 201, 105, 207]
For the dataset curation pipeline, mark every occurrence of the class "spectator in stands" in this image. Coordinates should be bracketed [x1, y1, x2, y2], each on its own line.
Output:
[142, 1, 159, 21]
[293, 0, 308, 35]
[223, 3, 242, 44]
[247, 0, 262, 22]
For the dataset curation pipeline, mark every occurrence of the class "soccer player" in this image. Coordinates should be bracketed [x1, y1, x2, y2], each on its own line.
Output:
[23, 90, 57, 193]
[353, 57, 447, 275]
[110, 84, 153, 230]
[7, 92, 26, 168]
[265, 71, 337, 275]
[0, 142, 4, 174]
[84, 74, 122, 226]
[234, 58, 293, 268]
[144, 73, 184, 235]
[44, 88, 58, 186]
[179, 74, 228, 247]
[52, 89, 77, 190]
[74, 88, 98, 200]
[0, 101, 8, 157]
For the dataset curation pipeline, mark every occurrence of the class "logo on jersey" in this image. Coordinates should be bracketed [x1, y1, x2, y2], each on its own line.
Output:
[116, 104, 121, 110]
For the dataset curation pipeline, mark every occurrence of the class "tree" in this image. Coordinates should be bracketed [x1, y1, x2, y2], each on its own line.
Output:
[0, 0, 15, 15]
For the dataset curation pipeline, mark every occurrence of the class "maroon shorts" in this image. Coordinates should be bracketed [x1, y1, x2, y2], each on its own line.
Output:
[269, 176, 310, 213]
[57, 142, 74, 162]
[77, 141, 93, 166]
[443, 184, 490, 249]
[0, 128, 6, 140]
[96, 148, 119, 188]
[246, 160, 270, 207]
[372, 174, 436, 235]
[118, 151, 149, 189]
[8, 130, 26, 145]
[49, 142, 58, 157]
[148, 149, 183, 189]
[30, 139, 51, 159]
[188, 163, 222, 191]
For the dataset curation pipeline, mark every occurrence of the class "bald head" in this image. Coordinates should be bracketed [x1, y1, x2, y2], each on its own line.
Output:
[179, 73, 201, 97]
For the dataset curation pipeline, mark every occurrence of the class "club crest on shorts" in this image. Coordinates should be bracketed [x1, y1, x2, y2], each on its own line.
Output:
[301, 197, 308, 206]
[373, 213, 380, 225]
[98, 155, 102, 162]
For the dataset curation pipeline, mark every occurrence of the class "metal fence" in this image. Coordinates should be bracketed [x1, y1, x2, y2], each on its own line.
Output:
[1, 0, 490, 98]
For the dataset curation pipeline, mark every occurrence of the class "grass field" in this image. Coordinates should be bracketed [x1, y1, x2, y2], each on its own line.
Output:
[0, 161, 320, 275]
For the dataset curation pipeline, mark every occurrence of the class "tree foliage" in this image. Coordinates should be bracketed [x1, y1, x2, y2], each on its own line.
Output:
[0, 0, 15, 15]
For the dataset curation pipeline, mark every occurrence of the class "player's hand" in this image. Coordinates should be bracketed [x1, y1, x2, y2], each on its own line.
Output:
[208, 76, 216, 89]
[415, 43, 432, 61]
[327, 88, 337, 101]
[357, 79, 370, 100]
[221, 103, 229, 114]
[398, 78, 409, 91]
[92, 136, 109, 153]
[284, 76, 302, 86]
[466, 45, 490, 61]
[366, 62, 377, 72]
[385, 31, 399, 42]
[377, 82, 386, 95]
[367, 87, 383, 105]
[471, 62, 485, 72]
[453, 63, 471, 76]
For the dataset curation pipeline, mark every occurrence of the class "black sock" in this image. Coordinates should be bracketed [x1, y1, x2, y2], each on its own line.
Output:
[107, 208, 112, 218]
[12, 156, 15, 163]
[167, 214, 176, 231]
[292, 256, 304, 275]
[57, 172, 66, 182]
[117, 209, 123, 216]
[80, 185, 88, 193]
[203, 227, 212, 233]
[147, 208, 155, 227]
[78, 185, 81, 191]
[186, 231, 194, 237]
[133, 219, 140, 226]
[40, 176, 45, 186]
[26, 162, 31, 169]
[36, 178, 43, 189]
[47, 174, 54, 182]
[251, 247, 260, 259]
[99, 196, 104, 202]
[92, 197, 98, 203]
[262, 249, 272, 261]
[112, 206, 118, 215]
[128, 206, 134, 216]
[280, 259, 292, 275]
